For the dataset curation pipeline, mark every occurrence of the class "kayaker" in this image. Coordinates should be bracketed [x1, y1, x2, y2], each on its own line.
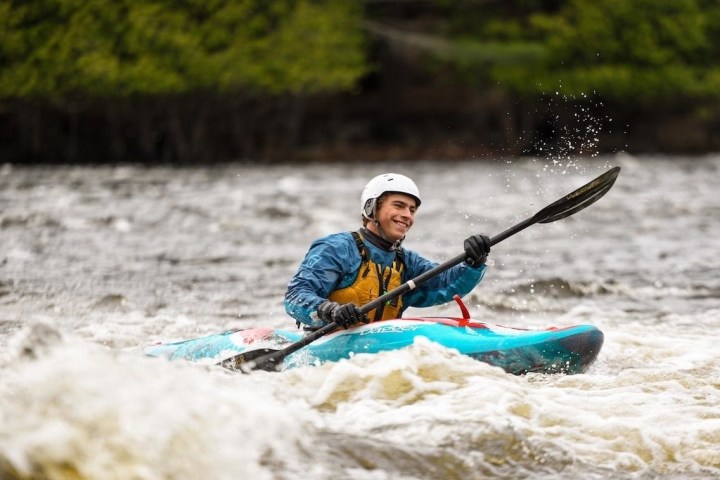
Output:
[284, 173, 490, 331]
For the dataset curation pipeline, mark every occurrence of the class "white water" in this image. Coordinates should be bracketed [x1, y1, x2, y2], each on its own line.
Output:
[1, 155, 719, 479]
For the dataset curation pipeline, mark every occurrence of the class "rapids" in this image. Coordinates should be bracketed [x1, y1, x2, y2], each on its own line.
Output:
[1, 155, 719, 479]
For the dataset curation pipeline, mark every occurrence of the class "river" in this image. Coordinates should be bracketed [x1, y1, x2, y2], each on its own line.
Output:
[1, 155, 718, 479]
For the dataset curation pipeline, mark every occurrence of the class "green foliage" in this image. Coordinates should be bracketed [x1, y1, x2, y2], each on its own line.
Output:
[246, 1, 368, 94]
[426, 0, 720, 104]
[486, 0, 720, 103]
[0, 0, 368, 102]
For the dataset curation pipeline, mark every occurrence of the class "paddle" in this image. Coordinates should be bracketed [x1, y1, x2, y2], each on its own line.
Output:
[221, 166, 621, 373]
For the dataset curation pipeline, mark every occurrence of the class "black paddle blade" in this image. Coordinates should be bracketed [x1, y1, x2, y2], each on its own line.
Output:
[218, 348, 282, 373]
[540, 181, 615, 223]
[537, 166, 620, 224]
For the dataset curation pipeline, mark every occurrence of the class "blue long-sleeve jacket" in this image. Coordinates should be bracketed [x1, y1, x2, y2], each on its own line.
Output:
[284, 230, 486, 327]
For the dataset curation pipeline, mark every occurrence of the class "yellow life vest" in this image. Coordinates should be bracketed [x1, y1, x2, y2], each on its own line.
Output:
[328, 231, 405, 322]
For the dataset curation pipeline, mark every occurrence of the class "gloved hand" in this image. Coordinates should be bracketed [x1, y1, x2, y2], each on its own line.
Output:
[316, 300, 340, 324]
[316, 300, 367, 329]
[464, 234, 491, 267]
[331, 302, 368, 329]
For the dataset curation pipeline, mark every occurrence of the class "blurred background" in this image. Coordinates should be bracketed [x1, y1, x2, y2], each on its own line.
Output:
[2, 0, 719, 164]
[3, 3, 720, 478]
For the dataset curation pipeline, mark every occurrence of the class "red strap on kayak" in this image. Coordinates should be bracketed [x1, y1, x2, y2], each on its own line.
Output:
[453, 295, 471, 326]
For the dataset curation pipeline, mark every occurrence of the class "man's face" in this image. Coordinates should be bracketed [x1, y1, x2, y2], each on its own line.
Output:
[373, 193, 417, 241]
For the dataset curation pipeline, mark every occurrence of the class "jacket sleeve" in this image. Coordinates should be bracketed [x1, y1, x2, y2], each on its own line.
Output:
[284, 234, 361, 327]
[400, 249, 486, 310]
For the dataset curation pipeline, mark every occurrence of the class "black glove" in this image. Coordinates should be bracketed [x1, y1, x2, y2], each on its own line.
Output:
[332, 302, 368, 329]
[464, 234, 491, 267]
[316, 300, 340, 324]
[316, 300, 367, 329]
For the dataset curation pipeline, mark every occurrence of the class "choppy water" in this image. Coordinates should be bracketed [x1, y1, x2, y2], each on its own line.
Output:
[1, 155, 719, 479]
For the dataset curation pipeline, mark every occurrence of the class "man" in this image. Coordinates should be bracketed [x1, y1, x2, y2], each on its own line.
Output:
[284, 173, 491, 330]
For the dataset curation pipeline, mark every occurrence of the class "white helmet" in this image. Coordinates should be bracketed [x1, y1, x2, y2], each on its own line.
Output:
[360, 173, 421, 220]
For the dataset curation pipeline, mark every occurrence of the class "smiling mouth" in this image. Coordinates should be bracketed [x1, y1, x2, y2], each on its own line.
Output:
[393, 220, 409, 229]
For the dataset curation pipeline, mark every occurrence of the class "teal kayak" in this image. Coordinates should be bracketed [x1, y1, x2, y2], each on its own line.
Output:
[145, 298, 603, 375]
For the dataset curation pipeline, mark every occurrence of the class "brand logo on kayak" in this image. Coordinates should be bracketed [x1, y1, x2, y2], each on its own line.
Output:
[359, 324, 420, 335]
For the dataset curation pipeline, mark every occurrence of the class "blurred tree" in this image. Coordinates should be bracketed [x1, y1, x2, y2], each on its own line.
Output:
[490, 0, 720, 103]
[0, 0, 366, 99]
[2, 0, 720, 162]
[382, 0, 720, 153]
[0, 0, 368, 161]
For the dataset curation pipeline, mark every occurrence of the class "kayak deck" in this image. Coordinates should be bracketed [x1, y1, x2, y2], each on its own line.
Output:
[144, 316, 604, 375]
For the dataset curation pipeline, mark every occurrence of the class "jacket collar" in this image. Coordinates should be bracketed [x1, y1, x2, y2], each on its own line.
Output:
[360, 227, 402, 252]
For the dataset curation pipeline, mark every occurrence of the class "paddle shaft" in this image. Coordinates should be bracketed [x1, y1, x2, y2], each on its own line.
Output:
[251, 213, 542, 364]
[236, 166, 621, 371]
